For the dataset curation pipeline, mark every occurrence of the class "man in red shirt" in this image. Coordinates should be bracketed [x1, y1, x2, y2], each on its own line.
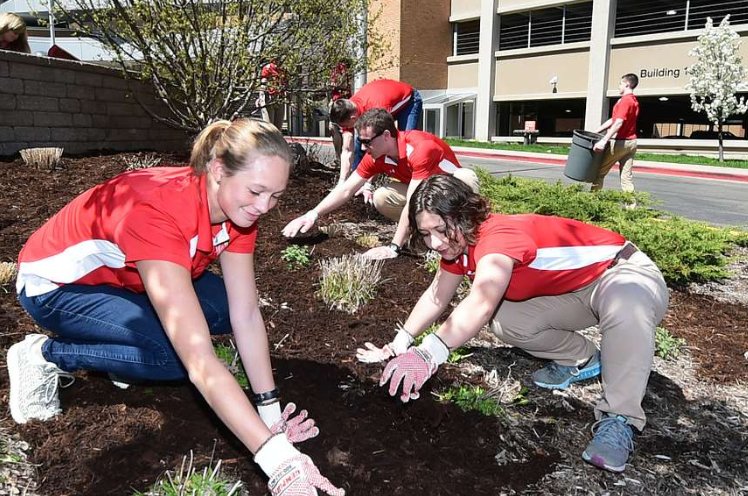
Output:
[282, 109, 477, 260]
[257, 60, 287, 131]
[329, 79, 423, 185]
[592, 73, 640, 197]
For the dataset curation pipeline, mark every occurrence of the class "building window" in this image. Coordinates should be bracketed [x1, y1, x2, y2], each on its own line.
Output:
[498, 2, 592, 51]
[454, 20, 480, 56]
[615, 0, 748, 38]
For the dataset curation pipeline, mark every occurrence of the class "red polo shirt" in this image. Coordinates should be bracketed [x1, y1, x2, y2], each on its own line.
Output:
[612, 93, 639, 140]
[441, 214, 626, 302]
[355, 130, 461, 184]
[17, 167, 257, 296]
[344, 79, 414, 132]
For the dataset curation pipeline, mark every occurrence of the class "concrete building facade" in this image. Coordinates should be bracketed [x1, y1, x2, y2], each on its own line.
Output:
[380, 0, 748, 144]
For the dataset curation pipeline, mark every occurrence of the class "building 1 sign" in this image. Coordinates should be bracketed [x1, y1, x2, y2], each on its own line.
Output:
[639, 67, 684, 79]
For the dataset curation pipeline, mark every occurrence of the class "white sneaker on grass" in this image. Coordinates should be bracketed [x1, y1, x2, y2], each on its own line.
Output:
[7, 334, 74, 424]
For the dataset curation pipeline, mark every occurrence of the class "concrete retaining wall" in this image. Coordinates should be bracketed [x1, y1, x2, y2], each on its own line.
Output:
[0, 51, 189, 156]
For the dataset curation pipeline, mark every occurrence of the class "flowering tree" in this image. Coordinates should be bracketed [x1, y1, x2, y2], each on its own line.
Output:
[687, 15, 747, 162]
[58, 0, 387, 133]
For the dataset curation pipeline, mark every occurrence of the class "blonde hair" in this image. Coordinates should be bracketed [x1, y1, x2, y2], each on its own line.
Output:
[0, 13, 30, 54]
[189, 118, 292, 176]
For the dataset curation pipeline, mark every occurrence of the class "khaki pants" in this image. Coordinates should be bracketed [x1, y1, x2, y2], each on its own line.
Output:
[372, 169, 481, 221]
[489, 250, 668, 430]
[591, 139, 637, 192]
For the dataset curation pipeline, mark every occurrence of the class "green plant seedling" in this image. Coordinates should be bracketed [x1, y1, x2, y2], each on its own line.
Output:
[355, 234, 380, 249]
[655, 326, 686, 360]
[420, 250, 440, 274]
[214, 342, 249, 389]
[436, 385, 504, 417]
[280, 244, 312, 270]
[133, 451, 242, 496]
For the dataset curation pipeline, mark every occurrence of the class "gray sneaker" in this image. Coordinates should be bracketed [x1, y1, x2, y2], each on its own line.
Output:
[582, 414, 635, 472]
[7, 334, 74, 424]
[531, 350, 601, 390]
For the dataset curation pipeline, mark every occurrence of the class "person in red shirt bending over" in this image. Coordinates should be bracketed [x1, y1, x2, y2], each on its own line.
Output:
[282, 109, 478, 260]
[329, 78, 423, 186]
[592, 73, 640, 197]
[257, 60, 287, 132]
[359, 174, 668, 474]
[8, 119, 343, 496]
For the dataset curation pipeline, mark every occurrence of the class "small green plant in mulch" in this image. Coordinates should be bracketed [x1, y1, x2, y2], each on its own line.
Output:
[0, 262, 17, 288]
[436, 385, 504, 417]
[655, 326, 686, 360]
[133, 452, 242, 496]
[476, 169, 748, 285]
[124, 153, 162, 171]
[214, 342, 249, 389]
[280, 244, 312, 270]
[355, 234, 380, 249]
[420, 250, 441, 274]
[317, 254, 384, 314]
[413, 324, 471, 364]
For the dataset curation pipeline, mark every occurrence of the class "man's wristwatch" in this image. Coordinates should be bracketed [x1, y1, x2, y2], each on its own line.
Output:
[388, 242, 401, 254]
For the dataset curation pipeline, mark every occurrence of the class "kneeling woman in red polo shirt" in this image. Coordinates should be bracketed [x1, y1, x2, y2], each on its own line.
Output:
[9, 119, 344, 496]
[362, 174, 668, 474]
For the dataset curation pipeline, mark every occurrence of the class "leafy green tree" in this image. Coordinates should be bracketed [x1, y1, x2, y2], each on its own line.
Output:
[59, 0, 386, 132]
[687, 15, 748, 162]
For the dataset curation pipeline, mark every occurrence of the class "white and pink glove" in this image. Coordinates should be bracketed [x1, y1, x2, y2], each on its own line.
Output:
[356, 326, 414, 363]
[258, 402, 319, 444]
[379, 334, 450, 402]
[255, 434, 345, 496]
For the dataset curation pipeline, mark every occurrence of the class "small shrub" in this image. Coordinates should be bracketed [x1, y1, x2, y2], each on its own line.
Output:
[436, 385, 504, 417]
[124, 153, 162, 171]
[655, 326, 686, 360]
[0, 262, 17, 286]
[355, 234, 380, 249]
[133, 452, 242, 496]
[317, 254, 384, 313]
[20, 147, 63, 170]
[280, 245, 311, 270]
[214, 342, 249, 389]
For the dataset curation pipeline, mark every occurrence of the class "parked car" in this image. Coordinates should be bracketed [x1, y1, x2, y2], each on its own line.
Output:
[689, 130, 740, 139]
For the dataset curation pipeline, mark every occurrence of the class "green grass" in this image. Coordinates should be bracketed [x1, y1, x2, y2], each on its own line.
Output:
[133, 453, 242, 496]
[214, 343, 249, 389]
[444, 138, 748, 169]
[317, 255, 384, 314]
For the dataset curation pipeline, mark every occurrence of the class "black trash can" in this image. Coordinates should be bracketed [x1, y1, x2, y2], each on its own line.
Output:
[564, 130, 604, 182]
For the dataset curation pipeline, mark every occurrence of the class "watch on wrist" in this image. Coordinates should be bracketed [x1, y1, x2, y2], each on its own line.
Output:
[388, 242, 401, 254]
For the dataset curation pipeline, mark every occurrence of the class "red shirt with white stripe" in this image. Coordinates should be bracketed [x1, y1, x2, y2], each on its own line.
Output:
[17, 167, 258, 297]
[343, 79, 414, 132]
[355, 130, 461, 184]
[441, 214, 626, 301]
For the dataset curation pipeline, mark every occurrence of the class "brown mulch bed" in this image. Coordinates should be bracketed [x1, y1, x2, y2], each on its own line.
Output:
[0, 153, 746, 495]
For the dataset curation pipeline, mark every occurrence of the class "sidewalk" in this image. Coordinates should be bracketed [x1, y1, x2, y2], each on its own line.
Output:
[289, 137, 748, 183]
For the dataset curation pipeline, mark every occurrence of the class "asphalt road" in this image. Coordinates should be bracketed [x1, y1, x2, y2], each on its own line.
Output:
[459, 155, 748, 228]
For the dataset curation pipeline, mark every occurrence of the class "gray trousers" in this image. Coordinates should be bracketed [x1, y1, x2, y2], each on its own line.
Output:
[489, 250, 668, 430]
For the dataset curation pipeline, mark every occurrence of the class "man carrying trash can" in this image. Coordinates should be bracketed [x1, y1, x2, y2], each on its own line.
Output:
[591, 74, 640, 202]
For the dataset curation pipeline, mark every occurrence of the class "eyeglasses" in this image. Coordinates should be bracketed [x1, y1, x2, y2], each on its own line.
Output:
[359, 130, 385, 146]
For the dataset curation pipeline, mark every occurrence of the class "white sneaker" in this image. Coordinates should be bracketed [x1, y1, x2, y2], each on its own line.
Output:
[7, 334, 74, 424]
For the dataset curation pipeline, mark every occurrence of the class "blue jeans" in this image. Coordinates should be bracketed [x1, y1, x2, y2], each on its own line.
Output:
[351, 90, 424, 171]
[18, 272, 232, 382]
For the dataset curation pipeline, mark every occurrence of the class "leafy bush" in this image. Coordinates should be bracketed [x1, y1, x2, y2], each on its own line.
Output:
[214, 342, 248, 389]
[133, 452, 242, 496]
[317, 255, 384, 314]
[475, 169, 748, 285]
[436, 385, 504, 417]
[280, 245, 311, 270]
[655, 326, 686, 360]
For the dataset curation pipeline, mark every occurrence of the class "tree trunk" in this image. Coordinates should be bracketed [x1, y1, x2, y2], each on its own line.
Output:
[718, 122, 725, 162]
